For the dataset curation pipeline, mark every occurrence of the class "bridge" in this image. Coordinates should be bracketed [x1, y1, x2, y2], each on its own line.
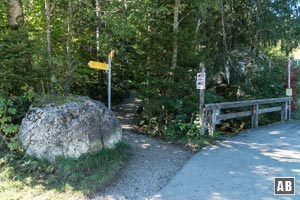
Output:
[152, 121, 300, 200]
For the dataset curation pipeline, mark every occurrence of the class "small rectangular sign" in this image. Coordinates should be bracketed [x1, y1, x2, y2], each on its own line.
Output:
[286, 88, 292, 96]
[196, 73, 206, 89]
[274, 177, 295, 195]
[88, 61, 108, 70]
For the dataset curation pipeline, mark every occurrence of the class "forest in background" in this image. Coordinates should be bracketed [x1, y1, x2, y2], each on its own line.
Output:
[1, 0, 300, 151]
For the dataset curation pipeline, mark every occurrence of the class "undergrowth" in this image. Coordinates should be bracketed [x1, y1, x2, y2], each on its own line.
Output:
[32, 95, 88, 108]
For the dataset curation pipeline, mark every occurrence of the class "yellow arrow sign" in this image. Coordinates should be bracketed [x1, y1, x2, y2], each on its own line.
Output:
[88, 61, 108, 70]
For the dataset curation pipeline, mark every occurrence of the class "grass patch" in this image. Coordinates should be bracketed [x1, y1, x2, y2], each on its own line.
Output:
[0, 142, 131, 200]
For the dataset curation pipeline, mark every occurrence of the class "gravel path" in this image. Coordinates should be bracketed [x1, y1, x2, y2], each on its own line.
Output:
[91, 91, 193, 200]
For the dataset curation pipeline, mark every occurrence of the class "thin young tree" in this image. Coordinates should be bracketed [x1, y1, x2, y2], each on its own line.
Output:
[172, 0, 180, 70]
[45, 0, 56, 95]
[63, 0, 74, 95]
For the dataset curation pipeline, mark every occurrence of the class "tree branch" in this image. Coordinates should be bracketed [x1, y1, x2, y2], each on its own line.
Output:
[50, 0, 57, 14]
[178, 11, 192, 25]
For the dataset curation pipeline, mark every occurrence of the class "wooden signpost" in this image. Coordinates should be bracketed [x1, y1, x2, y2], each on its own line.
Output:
[197, 63, 206, 135]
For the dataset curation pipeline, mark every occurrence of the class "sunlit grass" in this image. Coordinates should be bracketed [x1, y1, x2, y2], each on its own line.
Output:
[0, 142, 131, 200]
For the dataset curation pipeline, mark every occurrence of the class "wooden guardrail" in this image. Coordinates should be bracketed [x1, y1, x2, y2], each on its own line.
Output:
[204, 97, 293, 135]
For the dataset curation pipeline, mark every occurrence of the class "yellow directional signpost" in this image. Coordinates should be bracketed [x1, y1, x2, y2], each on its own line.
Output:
[88, 61, 108, 70]
[88, 50, 114, 110]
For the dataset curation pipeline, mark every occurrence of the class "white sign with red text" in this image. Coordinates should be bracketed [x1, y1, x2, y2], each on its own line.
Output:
[196, 72, 206, 89]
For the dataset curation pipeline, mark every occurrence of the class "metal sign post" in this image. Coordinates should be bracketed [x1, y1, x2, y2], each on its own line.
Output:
[287, 57, 291, 89]
[286, 57, 291, 118]
[286, 58, 292, 97]
[107, 55, 112, 110]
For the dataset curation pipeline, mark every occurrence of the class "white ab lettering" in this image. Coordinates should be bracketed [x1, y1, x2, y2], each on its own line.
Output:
[277, 181, 292, 192]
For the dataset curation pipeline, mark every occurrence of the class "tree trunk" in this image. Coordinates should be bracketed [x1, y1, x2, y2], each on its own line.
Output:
[220, 0, 234, 69]
[64, 0, 74, 96]
[95, 0, 101, 61]
[45, 0, 55, 95]
[7, 0, 24, 28]
[251, 0, 261, 65]
[231, 0, 237, 50]
[172, 0, 180, 70]
[95, 0, 104, 83]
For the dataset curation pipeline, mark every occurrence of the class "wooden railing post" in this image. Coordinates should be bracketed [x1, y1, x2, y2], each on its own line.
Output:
[288, 101, 291, 119]
[207, 109, 216, 136]
[251, 104, 259, 128]
[281, 101, 288, 121]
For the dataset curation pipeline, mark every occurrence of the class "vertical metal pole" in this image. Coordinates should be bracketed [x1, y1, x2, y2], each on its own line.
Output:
[287, 57, 291, 117]
[287, 57, 291, 89]
[199, 62, 205, 135]
[108, 56, 112, 110]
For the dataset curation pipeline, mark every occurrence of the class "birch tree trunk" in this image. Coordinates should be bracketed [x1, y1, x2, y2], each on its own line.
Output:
[63, 0, 73, 95]
[45, 0, 55, 95]
[95, 0, 101, 61]
[172, 0, 180, 69]
[95, 0, 104, 82]
[7, 0, 24, 28]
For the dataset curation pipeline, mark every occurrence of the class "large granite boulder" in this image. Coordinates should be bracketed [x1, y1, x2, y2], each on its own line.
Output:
[19, 97, 122, 162]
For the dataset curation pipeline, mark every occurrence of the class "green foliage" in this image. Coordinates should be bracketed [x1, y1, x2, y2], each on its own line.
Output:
[0, 27, 36, 96]
[0, 96, 21, 152]
[0, 142, 131, 198]
[133, 0, 299, 140]
[292, 106, 300, 120]
[0, 85, 36, 153]
[1, 0, 299, 144]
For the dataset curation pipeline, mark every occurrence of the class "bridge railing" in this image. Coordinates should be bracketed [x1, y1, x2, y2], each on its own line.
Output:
[204, 97, 293, 135]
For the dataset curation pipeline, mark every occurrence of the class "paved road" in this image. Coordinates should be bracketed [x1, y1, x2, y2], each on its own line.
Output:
[151, 121, 300, 200]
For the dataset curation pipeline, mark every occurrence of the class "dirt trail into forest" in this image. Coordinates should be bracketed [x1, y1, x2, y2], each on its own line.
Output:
[91, 90, 193, 200]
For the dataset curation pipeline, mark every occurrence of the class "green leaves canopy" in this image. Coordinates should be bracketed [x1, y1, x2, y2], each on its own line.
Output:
[0, 0, 299, 138]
